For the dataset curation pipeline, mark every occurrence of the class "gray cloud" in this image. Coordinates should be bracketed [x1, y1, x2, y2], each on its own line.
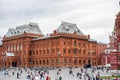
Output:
[0, 0, 119, 43]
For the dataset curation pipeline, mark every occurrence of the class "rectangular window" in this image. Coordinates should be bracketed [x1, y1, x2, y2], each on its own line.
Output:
[63, 49, 66, 54]
[74, 49, 77, 54]
[29, 50, 32, 55]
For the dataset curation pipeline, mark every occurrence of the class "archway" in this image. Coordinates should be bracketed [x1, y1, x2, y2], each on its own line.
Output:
[12, 62, 17, 67]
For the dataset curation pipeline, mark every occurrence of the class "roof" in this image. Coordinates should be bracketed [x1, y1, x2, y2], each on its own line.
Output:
[56, 21, 84, 35]
[0, 42, 2, 46]
[5, 23, 42, 37]
[97, 42, 106, 45]
[88, 39, 97, 42]
[6, 52, 15, 56]
[0, 37, 2, 46]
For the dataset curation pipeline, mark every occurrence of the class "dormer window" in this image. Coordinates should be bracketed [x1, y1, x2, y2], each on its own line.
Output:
[64, 26, 69, 31]
[14, 31, 16, 34]
[17, 31, 19, 34]
[11, 32, 13, 35]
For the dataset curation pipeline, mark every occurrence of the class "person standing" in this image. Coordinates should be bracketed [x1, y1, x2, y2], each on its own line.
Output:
[59, 76, 62, 80]
[46, 76, 49, 80]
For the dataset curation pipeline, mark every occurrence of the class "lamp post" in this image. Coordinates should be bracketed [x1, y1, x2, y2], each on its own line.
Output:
[105, 51, 108, 65]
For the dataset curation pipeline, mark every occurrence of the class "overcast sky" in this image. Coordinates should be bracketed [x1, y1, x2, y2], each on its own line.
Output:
[0, 0, 119, 43]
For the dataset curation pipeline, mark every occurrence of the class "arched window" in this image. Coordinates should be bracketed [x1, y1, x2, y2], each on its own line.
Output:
[39, 60, 42, 65]
[56, 59, 59, 64]
[36, 60, 39, 65]
[68, 59, 71, 64]
[43, 60, 45, 65]
[83, 59, 85, 64]
[79, 60, 81, 65]
[47, 59, 49, 65]
[74, 59, 77, 65]
[52, 59, 54, 64]
[63, 59, 66, 64]
[29, 50, 32, 55]
[36, 50, 38, 55]
[63, 48, 66, 54]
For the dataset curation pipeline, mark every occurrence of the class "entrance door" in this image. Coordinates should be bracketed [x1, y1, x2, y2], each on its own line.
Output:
[12, 62, 17, 67]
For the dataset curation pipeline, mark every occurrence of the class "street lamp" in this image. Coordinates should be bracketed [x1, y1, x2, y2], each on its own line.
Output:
[105, 50, 108, 65]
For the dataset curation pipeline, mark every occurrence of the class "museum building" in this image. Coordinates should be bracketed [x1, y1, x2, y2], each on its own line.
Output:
[0, 22, 98, 68]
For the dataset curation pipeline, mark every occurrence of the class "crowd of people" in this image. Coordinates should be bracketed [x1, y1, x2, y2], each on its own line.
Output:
[0, 66, 117, 80]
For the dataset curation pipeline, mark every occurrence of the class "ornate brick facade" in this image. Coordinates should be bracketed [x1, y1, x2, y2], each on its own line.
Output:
[0, 22, 98, 68]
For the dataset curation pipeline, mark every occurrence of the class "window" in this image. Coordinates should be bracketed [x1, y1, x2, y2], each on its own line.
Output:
[52, 59, 54, 64]
[68, 49, 70, 54]
[29, 50, 32, 55]
[83, 60, 85, 64]
[79, 60, 81, 65]
[29, 59, 32, 64]
[33, 51, 35, 55]
[43, 60, 45, 65]
[63, 59, 66, 64]
[74, 59, 77, 65]
[64, 42, 65, 45]
[83, 50, 85, 54]
[63, 49, 66, 54]
[74, 41, 77, 47]
[17, 31, 19, 33]
[43, 50, 45, 54]
[36, 60, 39, 65]
[56, 59, 59, 64]
[47, 59, 49, 65]
[36, 51, 38, 55]
[39, 60, 42, 65]
[74, 48, 77, 54]
[68, 59, 71, 64]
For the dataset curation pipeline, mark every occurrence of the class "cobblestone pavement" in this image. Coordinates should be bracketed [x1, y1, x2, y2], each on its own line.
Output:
[0, 67, 120, 80]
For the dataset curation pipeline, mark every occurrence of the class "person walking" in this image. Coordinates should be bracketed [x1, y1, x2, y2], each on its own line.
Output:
[59, 76, 62, 80]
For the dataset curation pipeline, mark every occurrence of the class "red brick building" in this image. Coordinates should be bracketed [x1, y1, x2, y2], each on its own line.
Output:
[97, 42, 107, 65]
[0, 22, 98, 68]
[100, 12, 120, 70]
